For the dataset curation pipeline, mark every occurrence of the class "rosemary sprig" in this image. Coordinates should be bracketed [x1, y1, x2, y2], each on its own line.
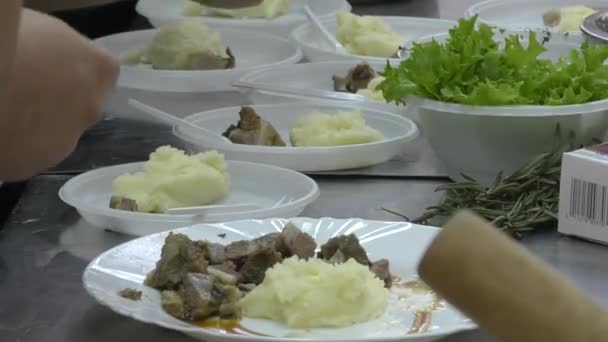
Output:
[406, 126, 590, 238]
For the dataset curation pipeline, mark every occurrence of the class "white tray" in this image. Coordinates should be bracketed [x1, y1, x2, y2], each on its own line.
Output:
[173, 102, 419, 172]
[237, 61, 412, 120]
[465, 0, 608, 33]
[290, 16, 456, 64]
[95, 28, 302, 92]
[59, 160, 319, 236]
[136, 0, 352, 37]
[83, 217, 475, 341]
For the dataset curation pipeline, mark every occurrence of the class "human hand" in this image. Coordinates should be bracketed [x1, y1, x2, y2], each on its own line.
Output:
[198, 0, 263, 9]
[0, 9, 118, 180]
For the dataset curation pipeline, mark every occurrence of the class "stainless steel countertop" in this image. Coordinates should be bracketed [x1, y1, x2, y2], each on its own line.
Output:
[2, 1, 607, 341]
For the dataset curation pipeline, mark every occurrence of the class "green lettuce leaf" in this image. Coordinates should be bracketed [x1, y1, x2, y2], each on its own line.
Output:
[378, 15, 608, 106]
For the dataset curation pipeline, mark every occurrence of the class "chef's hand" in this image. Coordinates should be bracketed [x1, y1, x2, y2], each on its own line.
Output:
[0, 9, 118, 180]
[199, 0, 263, 9]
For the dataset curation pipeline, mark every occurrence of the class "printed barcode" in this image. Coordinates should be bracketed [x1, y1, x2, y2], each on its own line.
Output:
[570, 178, 608, 226]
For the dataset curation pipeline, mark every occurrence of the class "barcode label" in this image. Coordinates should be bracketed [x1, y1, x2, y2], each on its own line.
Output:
[570, 178, 608, 226]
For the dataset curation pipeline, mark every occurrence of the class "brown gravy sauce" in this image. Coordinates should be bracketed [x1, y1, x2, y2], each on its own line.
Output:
[393, 279, 444, 335]
[191, 319, 268, 337]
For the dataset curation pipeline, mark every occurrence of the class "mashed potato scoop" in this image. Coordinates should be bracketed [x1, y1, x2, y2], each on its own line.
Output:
[122, 20, 235, 70]
[290, 110, 384, 147]
[335, 11, 403, 58]
[110, 146, 230, 214]
[239, 257, 389, 328]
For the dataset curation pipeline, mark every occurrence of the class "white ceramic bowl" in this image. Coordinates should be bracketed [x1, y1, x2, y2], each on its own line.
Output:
[236, 61, 413, 120]
[290, 16, 456, 64]
[59, 161, 319, 236]
[174, 102, 419, 172]
[136, 0, 351, 37]
[96, 28, 302, 93]
[465, 0, 608, 33]
[409, 96, 608, 185]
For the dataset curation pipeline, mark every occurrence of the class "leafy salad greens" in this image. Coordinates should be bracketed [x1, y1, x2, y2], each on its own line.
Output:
[379, 15, 608, 106]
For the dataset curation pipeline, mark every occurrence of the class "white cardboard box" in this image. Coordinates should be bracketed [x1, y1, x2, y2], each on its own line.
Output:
[559, 144, 608, 245]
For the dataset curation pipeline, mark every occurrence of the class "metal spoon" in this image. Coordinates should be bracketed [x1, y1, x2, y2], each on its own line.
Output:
[128, 99, 231, 145]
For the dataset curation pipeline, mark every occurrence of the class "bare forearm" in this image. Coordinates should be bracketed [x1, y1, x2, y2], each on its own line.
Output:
[0, 1, 21, 179]
[0, 0, 20, 95]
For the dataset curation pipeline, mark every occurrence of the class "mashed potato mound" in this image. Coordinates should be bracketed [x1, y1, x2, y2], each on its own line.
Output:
[122, 20, 231, 70]
[557, 6, 597, 32]
[111, 146, 230, 213]
[357, 76, 386, 102]
[205, 0, 290, 19]
[336, 11, 403, 58]
[290, 110, 383, 147]
[239, 257, 389, 328]
[182, 1, 204, 16]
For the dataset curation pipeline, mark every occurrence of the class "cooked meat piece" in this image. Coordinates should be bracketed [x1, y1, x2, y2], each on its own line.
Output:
[239, 249, 283, 285]
[319, 234, 370, 266]
[212, 260, 237, 272]
[224, 239, 260, 261]
[184, 47, 235, 70]
[370, 259, 393, 288]
[328, 249, 347, 264]
[161, 290, 186, 319]
[118, 288, 142, 301]
[221, 106, 286, 146]
[219, 302, 240, 320]
[255, 232, 288, 255]
[237, 283, 257, 294]
[109, 196, 138, 211]
[183, 273, 219, 320]
[281, 223, 316, 258]
[217, 285, 242, 319]
[224, 233, 287, 263]
[195, 241, 226, 265]
[333, 63, 377, 93]
[207, 264, 240, 285]
[543, 9, 561, 27]
[145, 233, 208, 289]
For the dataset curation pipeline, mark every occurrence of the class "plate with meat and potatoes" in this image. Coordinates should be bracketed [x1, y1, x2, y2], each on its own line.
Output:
[83, 217, 475, 341]
[173, 102, 419, 172]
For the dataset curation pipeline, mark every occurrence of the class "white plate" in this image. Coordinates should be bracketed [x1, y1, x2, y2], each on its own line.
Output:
[465, 0, 608, 33]
[59, 161, 319, 236]
[290, 16, 456, 64]
[173, 102, 419, 171]
[83, 217, 475, 341]
[136, 0, 352, 37]
[95, 28, 302, 92]
[237, 61, 414, 120]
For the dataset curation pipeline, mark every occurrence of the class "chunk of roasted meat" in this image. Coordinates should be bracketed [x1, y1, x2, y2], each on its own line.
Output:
[222, 106, 286, 146]
[318, 234, 393, 288]
[109, 196, 138, 212]
[182, 273, 242, 320]
[370, 259, 393, 288]
[145, 233, 208, 289]
[319, 234, 370, 266]
[281, 223, 317, 258]
[333, 63, 377, 93]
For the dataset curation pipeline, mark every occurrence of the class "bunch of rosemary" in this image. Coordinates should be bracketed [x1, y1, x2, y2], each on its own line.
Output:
[402, 128, 587, 238]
